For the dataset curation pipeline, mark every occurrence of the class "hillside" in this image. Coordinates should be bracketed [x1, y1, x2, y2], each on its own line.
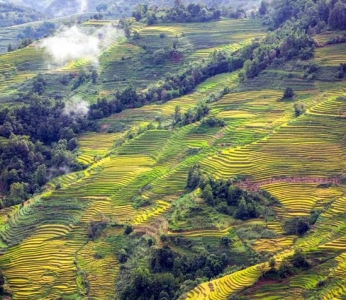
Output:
[1, 0, 346, 299]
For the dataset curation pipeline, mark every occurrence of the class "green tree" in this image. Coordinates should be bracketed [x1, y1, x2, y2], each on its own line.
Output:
[186, 164, 201, 190]
[259, 1, 268, 16]
[34, 164, 47, 186]
[328, 1, 346, 30]
[293, 102, 305, 116]
[9, 182, 27, 204]
[91, 70, 98, 84]
[68, 137, 78, 151]
[173, 105, 182, 125]
[234, 197, 249, 220]
[202, 184, 214, 206]
[283, 87, 295, 99]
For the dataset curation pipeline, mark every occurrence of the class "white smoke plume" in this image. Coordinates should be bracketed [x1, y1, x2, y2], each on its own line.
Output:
[40, 25, 123, 68]
[64, 99, 90, 118]
[40, 26, 99, 66]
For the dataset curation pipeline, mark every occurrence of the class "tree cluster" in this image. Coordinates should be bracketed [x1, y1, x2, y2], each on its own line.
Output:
[120, 245, 229, 300]
[90, 45, 247, 119]
[186, 165, 277, 221]
[133, 3, 221, 25]
[173, 102, 209, 127]
[262, 0, 346, 32]
[0, 94, 88, 206]
[17, 22, 55, 40]
[0, 3, 46, 28]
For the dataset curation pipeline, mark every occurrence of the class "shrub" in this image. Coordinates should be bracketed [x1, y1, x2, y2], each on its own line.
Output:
[124, 225, 133, 235]
[284, 217, 310, 236]
[293, 102, 305, 116]
[283, 87, 295, 99]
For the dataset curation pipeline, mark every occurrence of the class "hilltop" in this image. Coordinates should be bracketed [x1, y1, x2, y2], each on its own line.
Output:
[1, 0, 346, 299]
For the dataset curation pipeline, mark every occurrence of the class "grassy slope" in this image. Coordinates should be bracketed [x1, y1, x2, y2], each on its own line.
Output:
[1, 22, 346, 300]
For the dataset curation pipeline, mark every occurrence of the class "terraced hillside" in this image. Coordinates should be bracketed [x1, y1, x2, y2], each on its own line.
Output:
[3, 13, 346, 300]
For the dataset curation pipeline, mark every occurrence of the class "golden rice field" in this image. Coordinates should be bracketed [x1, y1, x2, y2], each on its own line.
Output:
[3, 17, 346, 300]
[314, 43, 346, 66]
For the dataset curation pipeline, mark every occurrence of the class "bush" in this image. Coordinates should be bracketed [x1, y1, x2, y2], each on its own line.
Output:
[283, 87, 295, 99]
[124, 225, 133, 235]
[284, 217, 310, 236]
[293, 103, 305, 116]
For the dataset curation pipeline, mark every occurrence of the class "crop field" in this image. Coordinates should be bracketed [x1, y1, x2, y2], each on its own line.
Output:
[314, 30, 346, 44]
[99, 19, 265, 92]
[4, 15, 346, 300]
[314, 43, 346, 66]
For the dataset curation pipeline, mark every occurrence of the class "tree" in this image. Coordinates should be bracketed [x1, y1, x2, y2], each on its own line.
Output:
[186, 164, 201, 190]
[292, 249, 309, 268]
[202, 184, 214, 206]
[234, 197, 249, 220]
[293, 102, 305, 116]
[9, 182, 27, 204]
[34, 164, 47, 186]
[284, 217, 310, 236]
[221, 236, 230, 247]
[259, 1, 268, 16]
[124, 225, 133, 235]
[173, 105, 182, 125]
[68, 137, 78, 151]
[328, 1, 346, 30]
[91, 70, 98, 84]
[283, 87, 295, 99]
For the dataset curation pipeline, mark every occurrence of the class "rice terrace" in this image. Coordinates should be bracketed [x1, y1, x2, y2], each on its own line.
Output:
[1, 0, 346, 299]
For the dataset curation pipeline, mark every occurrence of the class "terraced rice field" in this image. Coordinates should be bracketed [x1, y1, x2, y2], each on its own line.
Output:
[314, 31, 346, 45]
[0, 44, 46, 98]
[4, 16, 346, 299]
[261, 182, 342, 218]
[314, 43, 346, 66]
[183, 249, 293, 300]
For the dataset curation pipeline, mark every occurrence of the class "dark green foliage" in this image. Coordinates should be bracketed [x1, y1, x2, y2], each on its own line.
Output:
[88, 220, 108, 240]
[134, 3, 221, 24]
[0, 95, 89, 205]
[90, 49, 245, 119]
[328, 1, 346, 30]
[202, 183, 214, 206]
[32, 74, 47, 95]
[0, 3, 46, 28]
[292, 249, 310, 269]
[293, 102, 305, 116]
[186, 175, 278, 221]
[259, 1, 269, 16]
[177, 102, 209, 127]
[200, 117, 225, 128]
[72, 71, 89, 91]
[124, 225, 133, 235]
[186, 164, 202, 191]
[17, 22, 55, 40]
[120, 244, 229, 300]
[17, 38, 33, 49]
[277, 260, 294, 278]
[91, 70, 98, 84]
[284, 217, 310, 236]
[120, 268, 178, 300]
[283, 87, 295, 99]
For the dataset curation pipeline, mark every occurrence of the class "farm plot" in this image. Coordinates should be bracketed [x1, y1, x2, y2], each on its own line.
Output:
[201, 114, 346, 182]
[314, 43, 346, 66]
[261, 182, 342, 218]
